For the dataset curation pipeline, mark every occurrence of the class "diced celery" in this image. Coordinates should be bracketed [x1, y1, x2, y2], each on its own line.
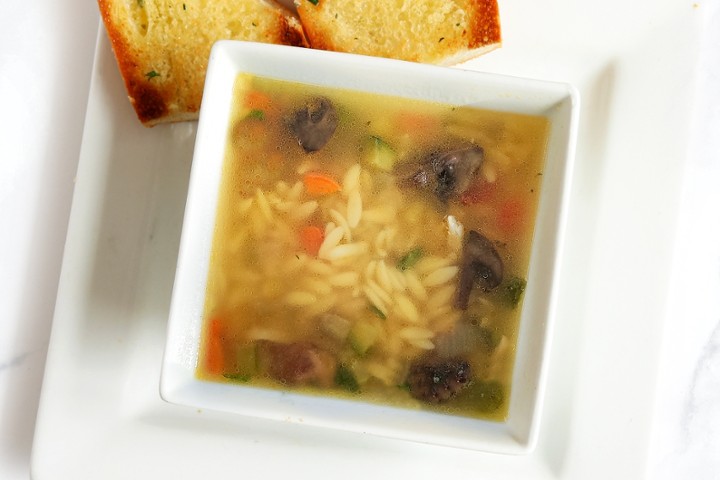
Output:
[225, 343, 257, 381]
[364, 135, 397, 171]
[349, 321, 380, 356]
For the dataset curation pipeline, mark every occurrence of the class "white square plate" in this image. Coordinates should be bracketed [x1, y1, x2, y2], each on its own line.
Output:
[31, 1, 704, 477]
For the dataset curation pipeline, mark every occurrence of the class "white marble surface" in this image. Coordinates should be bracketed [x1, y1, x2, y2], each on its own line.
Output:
[1, 1, 718, 479]
[1, 1, 98, 478]
[647, 3, 720, 478]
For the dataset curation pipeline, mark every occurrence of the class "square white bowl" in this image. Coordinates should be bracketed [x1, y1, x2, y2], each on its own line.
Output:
[160, 40, 579, 454]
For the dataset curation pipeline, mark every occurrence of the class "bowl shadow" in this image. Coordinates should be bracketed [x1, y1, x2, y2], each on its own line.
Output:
[538, 60, 617, 476]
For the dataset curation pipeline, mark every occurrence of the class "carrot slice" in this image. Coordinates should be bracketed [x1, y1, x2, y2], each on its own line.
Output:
[497, 199, 525, 234]
[303, 172, 341, 196]
[244, 90, 271, 111]
[205, 317, 225, 376]
[299, 225, 325, 256]
[395, 111, 438, 136]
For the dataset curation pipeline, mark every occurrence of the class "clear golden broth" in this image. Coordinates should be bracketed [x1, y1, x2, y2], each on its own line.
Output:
[196, 74, 550, 421]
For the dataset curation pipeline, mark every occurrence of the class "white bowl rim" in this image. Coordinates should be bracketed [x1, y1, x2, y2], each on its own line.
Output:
[160, 40, 580, 455]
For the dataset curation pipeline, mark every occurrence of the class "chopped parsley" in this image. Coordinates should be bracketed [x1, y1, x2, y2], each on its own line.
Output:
[222, 373, 251, 382]
[335, 365, 360, 392]
[307, 0, 319, 4]
[396, 247, 423, 271]
[501, 276, 527, 308]
[246, 109, 265, 120]
[145, 70, 160, 80]
[369, 304, 386, 320]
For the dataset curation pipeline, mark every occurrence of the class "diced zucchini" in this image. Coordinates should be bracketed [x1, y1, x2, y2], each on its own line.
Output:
[349, 321, 380, 356]
[225, 343, 257, 381]
[364, 135, 397, 171]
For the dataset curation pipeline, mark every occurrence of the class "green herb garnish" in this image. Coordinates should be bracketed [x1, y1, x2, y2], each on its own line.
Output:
[501, 276, 526, 308]
[335, 365, 360, 393]
[397, 247, 423, 271]
[145, 70, 160, 80]
[307, 0, 319, 4]
[246, 109, 265, 120]
[223, 373, 251, 382]
[368, 304, 386, 320]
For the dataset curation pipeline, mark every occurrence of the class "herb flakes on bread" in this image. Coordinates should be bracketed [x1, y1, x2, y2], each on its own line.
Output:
[98, 0, 308, 126]
[295, 0, 501, 66]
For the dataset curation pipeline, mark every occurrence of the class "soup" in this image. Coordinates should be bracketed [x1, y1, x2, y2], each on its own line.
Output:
[197, 74, 550, 421]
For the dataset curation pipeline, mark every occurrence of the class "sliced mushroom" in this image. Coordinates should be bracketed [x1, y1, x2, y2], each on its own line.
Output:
[405, 355, 471, 404]
[258, 341, 337, 387]
[454, 230, 504, 310]
[401, 145, 484, 201]
[289, 97, 339, 152]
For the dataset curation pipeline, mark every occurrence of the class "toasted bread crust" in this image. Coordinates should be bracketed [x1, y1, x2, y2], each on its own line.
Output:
[98, 0, 308, 126]
[278, 14, 308, 47]
[468, 0, 502, 49]
[99, 0, 501, 126]
[99, 3, 169, 124]
[295, 0, 501, 65]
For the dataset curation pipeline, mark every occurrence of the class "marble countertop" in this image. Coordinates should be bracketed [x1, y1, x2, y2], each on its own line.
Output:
[1, 1, 718, 478]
